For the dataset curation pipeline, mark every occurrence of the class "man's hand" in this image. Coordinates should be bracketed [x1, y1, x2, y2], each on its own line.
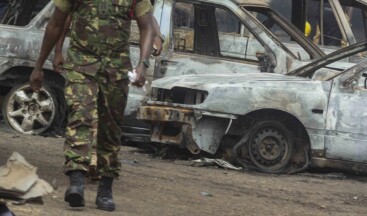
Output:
[53, 51, 65, 72]
[132, 64, 147, 87]
[152, 36, 163, 56]
[30, 67, 44, 92]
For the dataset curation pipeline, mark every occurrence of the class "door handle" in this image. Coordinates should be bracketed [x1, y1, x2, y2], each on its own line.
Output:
[312, 109, 324, 114]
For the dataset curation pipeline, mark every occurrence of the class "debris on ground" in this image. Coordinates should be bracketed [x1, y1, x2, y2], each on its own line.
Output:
[121, 159, 139, 165]
[191, 158, 242, 171]
[200, 192, 213, 197]
[0, 152, 53, 204]
[298, 172, 347, 180]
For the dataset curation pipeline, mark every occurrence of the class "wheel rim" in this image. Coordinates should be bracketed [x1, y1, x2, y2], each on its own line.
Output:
[249, 126, 290, 171]
[5, 84, 55, 134]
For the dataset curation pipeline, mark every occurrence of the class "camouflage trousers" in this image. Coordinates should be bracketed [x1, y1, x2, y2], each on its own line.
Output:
[63, 68, 129, 179]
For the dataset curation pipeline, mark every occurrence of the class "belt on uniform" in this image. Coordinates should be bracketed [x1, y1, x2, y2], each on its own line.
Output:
[99, 51, 122, 58]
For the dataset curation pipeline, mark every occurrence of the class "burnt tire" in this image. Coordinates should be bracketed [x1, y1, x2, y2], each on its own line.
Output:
[2, 83, 58, 135]
[247, 120, 294, 173]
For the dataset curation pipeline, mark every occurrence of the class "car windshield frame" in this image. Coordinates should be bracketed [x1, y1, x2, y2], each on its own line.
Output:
[287, 41, 367, 80]
[240, 5, 325, 60]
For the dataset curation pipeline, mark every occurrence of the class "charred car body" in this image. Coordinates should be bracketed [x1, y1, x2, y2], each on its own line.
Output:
[1, 0, 332, 135]
[138, 42, 367, 174]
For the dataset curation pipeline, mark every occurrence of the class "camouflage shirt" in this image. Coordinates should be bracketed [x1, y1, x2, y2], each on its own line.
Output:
[54, 0, 152, 80]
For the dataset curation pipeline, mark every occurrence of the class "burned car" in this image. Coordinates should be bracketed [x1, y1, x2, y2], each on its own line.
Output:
[1, 0, 363, 139]
[1, 0, 330, 136]
[138, 42, 367, 174]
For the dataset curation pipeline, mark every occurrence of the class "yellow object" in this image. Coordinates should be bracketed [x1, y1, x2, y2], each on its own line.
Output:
[305, 21, 311, 37]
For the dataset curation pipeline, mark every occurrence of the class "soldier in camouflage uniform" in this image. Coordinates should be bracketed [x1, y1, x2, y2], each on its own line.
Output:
[29, 0, 155, 211]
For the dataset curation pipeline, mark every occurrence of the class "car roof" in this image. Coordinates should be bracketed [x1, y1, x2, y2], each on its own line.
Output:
[232, 0, 270, 6]
[288, 41, 367, 78]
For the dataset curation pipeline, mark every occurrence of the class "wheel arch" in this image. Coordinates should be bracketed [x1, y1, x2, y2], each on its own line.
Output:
[225, 108, 312, 173]
[0, 66, 65, 88]
[230, 108, 311, 144]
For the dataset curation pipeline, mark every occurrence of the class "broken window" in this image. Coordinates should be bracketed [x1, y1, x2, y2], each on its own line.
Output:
[270, 0, 367, 49]
[345, 5, 367, 43]
[172, 2, 195, 53]
[172, 2, 267, 62]
[0, 0, 49, 26]
[215, 8, 265, 61]
[250, 8, 312, 60]
[307, 0, 344, 47]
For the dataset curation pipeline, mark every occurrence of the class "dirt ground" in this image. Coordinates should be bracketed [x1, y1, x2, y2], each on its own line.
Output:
[1, 122, 367, 216]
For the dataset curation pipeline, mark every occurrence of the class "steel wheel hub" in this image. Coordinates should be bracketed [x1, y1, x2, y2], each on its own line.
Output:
[250, 128, 288, 167]
[5, 84, 55, 134]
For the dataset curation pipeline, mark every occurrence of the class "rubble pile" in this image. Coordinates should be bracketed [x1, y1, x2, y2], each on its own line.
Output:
[0, 152, 53, 204]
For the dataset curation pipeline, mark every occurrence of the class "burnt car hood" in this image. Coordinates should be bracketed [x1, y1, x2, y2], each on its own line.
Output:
[152, 73, 309, 90]
[148, 72, 327, 125]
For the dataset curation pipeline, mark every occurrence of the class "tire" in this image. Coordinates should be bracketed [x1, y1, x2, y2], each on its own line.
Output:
[247, 120, 294, 173]
[2, 83, 58, 135]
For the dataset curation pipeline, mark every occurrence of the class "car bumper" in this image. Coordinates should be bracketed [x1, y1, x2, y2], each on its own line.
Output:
[138, 105, 201, 154]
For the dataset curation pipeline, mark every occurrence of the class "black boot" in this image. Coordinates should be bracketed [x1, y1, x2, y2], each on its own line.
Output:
[64, 171, 85, 207]
[95, 177, 115, 211]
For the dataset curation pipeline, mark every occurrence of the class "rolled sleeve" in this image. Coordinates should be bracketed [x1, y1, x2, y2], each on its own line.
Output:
[54, 0, 72, 13]
[134, 0, 152, 17]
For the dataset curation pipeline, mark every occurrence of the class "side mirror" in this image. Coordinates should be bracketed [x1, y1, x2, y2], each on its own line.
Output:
[256, 52, 275, 73]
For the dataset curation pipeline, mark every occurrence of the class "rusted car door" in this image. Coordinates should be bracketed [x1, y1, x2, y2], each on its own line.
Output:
[325, 66, 367, 163]
[154, 1, 261, 79]
[155, 0, 306, 80]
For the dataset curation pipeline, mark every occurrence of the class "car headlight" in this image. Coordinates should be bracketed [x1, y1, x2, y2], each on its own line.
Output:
[151, 87, 208, 105]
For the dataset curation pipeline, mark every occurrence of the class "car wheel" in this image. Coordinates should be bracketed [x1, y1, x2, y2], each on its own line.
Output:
[247, 120, 294, 173]
[2, 83, 57, 135]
